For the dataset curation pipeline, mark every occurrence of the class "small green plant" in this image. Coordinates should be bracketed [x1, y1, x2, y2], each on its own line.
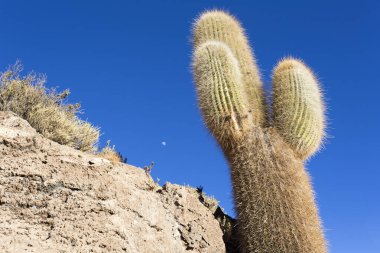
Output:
[192, 10, 327, 253]
[0, 62, 99, 152]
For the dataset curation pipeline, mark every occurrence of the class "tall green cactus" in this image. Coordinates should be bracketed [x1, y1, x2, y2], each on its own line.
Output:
[192, 10, 327, 253]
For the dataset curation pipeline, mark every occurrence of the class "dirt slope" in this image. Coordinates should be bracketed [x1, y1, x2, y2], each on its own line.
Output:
[0, 111, 236, 253]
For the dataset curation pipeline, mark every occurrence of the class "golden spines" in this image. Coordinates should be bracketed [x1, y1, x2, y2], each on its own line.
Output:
[272, 58, 325, 159]
[193, 41, 252, 147]
[193, 10, 266, 127]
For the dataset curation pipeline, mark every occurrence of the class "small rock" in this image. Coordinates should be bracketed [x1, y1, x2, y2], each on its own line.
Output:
[88, 158, 110, 166]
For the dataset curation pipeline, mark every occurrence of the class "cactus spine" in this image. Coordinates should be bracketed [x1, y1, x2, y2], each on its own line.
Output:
[192, 10, 327, 253]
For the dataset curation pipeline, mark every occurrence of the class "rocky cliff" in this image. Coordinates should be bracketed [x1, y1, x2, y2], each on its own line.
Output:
[0, 111, 236, 253]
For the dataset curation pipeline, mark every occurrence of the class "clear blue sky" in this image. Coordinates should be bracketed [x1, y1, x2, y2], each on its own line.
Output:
[1, 1, 379, 252]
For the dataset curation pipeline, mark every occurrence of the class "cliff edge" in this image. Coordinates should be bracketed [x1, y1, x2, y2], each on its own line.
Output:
[0, 111, 236, 253]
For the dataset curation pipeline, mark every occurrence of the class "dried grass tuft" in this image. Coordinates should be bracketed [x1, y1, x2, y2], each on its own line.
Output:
[0, 62, 99, 152]
[98, 140, 123, 163]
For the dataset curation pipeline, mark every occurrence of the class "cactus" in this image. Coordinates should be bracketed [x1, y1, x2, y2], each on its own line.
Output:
[192, 10, 327, 253]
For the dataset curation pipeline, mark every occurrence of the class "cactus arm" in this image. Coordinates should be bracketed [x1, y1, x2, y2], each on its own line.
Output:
[193, 41, 253, 150]
[272, 58, 325, 160]
[193, 10, 266, 127]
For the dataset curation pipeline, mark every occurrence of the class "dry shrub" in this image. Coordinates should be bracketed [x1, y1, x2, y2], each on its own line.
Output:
[0, 62, 99, 152]
[98, 140, 123, 163]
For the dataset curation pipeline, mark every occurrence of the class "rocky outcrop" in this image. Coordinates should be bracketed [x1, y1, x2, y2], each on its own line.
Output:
[0, 111, 235, 253]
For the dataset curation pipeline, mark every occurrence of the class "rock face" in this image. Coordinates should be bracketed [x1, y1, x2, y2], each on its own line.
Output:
[0, 111, 234, 253]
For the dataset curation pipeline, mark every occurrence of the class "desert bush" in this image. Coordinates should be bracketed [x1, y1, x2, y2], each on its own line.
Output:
[98, 140, 124, 163]
[0, 62, 99, 152]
